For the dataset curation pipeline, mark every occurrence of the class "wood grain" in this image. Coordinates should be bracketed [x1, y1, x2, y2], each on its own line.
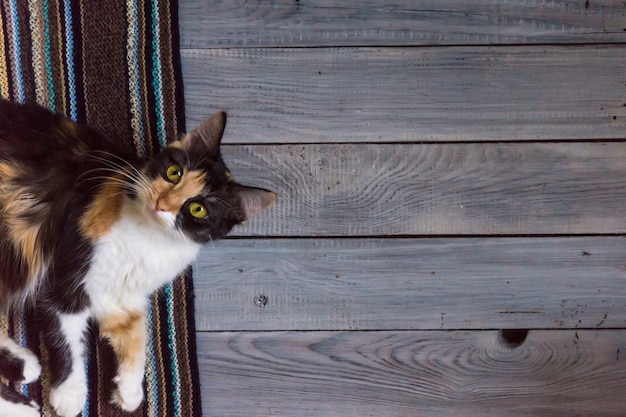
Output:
[182, 45, 626, 143]
[180, 0, 626, 48]
[221, 142, 626, 237]
[197, 330, 626, 417]
[194, 237, 626, 331]
[179, 4, 626, 415]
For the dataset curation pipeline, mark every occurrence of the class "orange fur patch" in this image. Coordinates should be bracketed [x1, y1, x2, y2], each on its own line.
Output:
[80, 178, 125, 240]
[0, 161, 18, 180]
[6, 218, 45, 284]
[153, 169, 207, 215]
[0, 162, 47, 285]
[167, 139, 184, 150]
[99, 311, 146, 371]
[60, 118, 78, 135]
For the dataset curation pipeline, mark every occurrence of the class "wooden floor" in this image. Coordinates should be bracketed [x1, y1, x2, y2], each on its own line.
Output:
[178, 2, 626, 416]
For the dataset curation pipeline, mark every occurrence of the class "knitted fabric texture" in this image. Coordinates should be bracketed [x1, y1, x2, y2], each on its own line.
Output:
[0, 1, 202, 416]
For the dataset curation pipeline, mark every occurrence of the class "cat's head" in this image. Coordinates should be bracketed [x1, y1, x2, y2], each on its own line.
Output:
[136, 112, 275, 243]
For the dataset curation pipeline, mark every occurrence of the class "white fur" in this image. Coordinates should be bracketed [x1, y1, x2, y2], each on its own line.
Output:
[0, 335, 41, 383]
[78, 199, 199, 412]
[0, 337, 41, 416]
[155, 210, 177, 229]
[49, 310, 89, 417]
[0, 398, 40, 417]
[84, 199, 200, 319]
[112, 370, 144, 411]
[49, 199, 199, 415]
[112, 314, 146, 411]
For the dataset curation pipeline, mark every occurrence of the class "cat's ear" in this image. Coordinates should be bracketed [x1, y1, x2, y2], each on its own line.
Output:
[235, 185, 276, 221]
[180, 111, 227, 153]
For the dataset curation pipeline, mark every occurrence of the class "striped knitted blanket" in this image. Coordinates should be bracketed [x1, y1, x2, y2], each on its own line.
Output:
[0, 1, 202, 416]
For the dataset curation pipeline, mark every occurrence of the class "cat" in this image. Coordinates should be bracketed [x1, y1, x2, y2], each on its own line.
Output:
[0, 99, 275, 417]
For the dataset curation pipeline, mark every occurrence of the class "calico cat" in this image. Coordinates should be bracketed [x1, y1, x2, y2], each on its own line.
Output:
[0, 100, 275, 417]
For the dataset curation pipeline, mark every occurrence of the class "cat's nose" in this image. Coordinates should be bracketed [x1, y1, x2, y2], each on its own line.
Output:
[155, 197, 172, 212]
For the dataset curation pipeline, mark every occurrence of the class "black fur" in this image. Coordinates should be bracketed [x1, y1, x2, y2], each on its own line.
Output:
[37, 312, 75, 388]
[0, 347, 26, 382]
[0, 384, 34, 406]
[0, 100, 139, 307]
[144, 146, 247, 243]
[0, 99, 274, 413]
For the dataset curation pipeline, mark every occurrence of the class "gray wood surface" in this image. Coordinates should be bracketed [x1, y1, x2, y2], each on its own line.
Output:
[222, 142, 626, 236]
[194, 237, 626, 331]
[180, 0, 626, 48]
[182, 45, 626, 143]
[198, 330, 626, 417]
[180, 1, 626, 415]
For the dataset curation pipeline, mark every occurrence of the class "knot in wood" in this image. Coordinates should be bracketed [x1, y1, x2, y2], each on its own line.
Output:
[254, 294, 268, 307]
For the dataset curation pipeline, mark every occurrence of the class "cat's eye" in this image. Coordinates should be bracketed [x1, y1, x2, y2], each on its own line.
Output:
[189, 202, 208, 219]
[166, 164, 183, 183]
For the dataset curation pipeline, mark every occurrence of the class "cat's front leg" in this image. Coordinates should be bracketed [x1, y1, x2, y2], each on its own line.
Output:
[42, 310, 90, 417]
[99, 310, 146, 412]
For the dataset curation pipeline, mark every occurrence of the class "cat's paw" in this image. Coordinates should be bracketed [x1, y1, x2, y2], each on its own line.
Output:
[0, 341, 41, 383]
[0, 400, 41, 417]
[49, 377, 87, 417]
[0, 386, 41, 417]
[20, 348, 42, 384]
[111, 373, 144, 412]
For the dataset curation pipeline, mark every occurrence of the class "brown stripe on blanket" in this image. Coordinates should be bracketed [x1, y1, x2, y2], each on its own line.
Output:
[0, 1, 202, 416]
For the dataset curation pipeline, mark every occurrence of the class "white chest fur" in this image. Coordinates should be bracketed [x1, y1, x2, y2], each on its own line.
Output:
[83, 201, 200, 318]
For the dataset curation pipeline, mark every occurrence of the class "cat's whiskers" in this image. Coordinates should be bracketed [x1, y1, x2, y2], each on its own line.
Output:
[207, 193, 237, 212]
[181, 147, 192, 170]
[191, 153, 213, 170]
[0, 102, 277, 417]
[78, 156, 153, 194]
[78, 172, 148, 197]
[82, 168, 146, 188]
[84, 151, 153, 191]
[76, 160, 136, 185]
[88, 150, 146, 178]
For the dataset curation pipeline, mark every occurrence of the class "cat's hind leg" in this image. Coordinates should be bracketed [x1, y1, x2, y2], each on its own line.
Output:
[0, 334, 41, 383]
[100, 310, 146, 412]
[0, 385, 40, 417]
[43, 310, 90, 417]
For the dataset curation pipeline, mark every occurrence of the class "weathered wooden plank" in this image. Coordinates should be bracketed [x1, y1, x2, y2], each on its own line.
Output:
[182, 46, 626, 143]
[222, 142, 626, 237]
[180, 0, 626, 48]
[197, 330, 626, 416]
[194, 237, 626, 331]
